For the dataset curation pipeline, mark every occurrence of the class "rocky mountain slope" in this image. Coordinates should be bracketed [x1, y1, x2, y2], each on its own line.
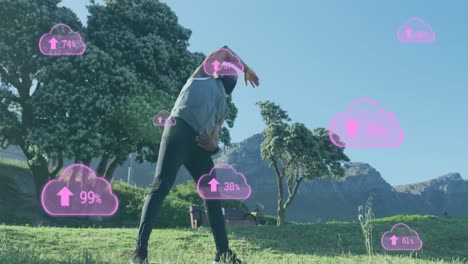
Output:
[212, 134, 468, 221]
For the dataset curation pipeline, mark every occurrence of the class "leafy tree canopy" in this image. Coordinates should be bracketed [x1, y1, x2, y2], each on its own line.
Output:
[257, 100, 350, 225]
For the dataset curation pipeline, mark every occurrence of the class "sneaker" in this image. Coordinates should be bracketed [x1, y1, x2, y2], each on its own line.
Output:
[131, 245, 149, 264]
[213, 249, 243, 264]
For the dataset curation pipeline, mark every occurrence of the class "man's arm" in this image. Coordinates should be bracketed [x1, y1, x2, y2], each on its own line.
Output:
[222, 45, 260, 87]
[221, 45, 249, 72]
[195, 46, 259, 87]
[192, 45, 245, 78]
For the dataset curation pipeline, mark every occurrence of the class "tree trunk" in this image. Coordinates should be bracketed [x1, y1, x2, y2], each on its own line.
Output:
[276, 199, 286, 226]
[29, 156, 50, 200]
[18, 144, 50, 201]
[50, 153, 63, 178]
[81, 157, 92, 166]
[17, 140, 50, 222]
[104, 156, 119, 181]
[96, 154, 109, 176]
[277, 207, 286, 226]
[70, 163, 80, 185]
[272, 159, 286, 226]
[276, 175, 285, 226]
[283, 177, 303, 210]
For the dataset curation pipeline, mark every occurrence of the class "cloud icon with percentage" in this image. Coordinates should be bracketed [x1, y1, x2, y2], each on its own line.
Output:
[203, 48, 244, 76]
[39, 23, 86, 56]
[152, 110, 176, 127]
[328, 98, 404, 148]
[197, 163, 251, 200]
[381, 223, 423, 251]
[397, 17, 435, 43]
[41, 164, 119, 216]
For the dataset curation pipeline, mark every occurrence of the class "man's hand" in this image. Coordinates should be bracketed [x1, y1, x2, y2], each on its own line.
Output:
[196, 132, 219, 153]
[244, 66, 260, 87]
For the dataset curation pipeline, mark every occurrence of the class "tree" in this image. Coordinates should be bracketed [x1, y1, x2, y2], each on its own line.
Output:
[1, 0, 239, 201]
[0, 0, 83, 198]
[257, 101, 350, 226]
[33, 43, 141, 177]
[83, 0, 237, 177]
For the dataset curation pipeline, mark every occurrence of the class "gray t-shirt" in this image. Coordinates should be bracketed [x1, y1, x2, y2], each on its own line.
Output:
[171, 77, 229, 134]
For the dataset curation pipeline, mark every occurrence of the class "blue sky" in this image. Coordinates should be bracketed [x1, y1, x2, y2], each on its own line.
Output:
[60, 0, 468, 186]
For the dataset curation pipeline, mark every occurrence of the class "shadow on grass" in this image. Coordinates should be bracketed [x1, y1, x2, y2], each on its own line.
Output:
[0, 247, 117, 264]
[227, 218, 468, 261]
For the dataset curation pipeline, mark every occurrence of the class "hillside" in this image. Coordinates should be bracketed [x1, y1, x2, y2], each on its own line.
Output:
[1, 133, 468, 222]
[0, 160, 41, 225]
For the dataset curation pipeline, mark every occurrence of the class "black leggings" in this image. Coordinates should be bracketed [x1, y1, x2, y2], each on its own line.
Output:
[136, 117, 229, 252]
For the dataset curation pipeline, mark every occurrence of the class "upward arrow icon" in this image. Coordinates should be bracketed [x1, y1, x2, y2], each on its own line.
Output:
[212, 60, 220, 71]
[208, 178, 219, 192]
[406, 28, 413, 38]
[49, 37, 58, 50]
[57, 186, 73, 207]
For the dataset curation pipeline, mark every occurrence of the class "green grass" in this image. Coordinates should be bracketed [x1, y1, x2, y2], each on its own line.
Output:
[1, 159, 467, 263]
[0, 158, 30, 169]
[373, 215, 439, 222]
[1, 217, 467, 263]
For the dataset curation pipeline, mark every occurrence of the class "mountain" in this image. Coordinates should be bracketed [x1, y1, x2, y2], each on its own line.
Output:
[1, 133, 467, 222]
[211, 134, 468, 221]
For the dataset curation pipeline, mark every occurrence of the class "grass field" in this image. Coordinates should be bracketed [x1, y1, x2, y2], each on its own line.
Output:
[1, 216, 468, 264]
[1, 159, 467, 263]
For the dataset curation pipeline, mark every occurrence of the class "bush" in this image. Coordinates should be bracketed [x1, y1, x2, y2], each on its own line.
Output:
[110, 180, 252, 228]
[170, 180, 203, 205]
[110, 181, 195, 228]
[0, 159, 252, 228]
[43, 181, 193, 228]
[157, 196, 192, 228]
[108, 181, 147, 226]
[170, 180, 250, 211]
[260, 215, 278, 225]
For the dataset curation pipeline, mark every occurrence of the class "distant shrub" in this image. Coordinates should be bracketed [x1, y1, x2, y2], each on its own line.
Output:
[40, 181, 192, 228]
[108, 181, 147, 226]
[110, 181, 203, 228]
[157, 196, 192, 228]
[110, 180, 251, 228]
[169, 180, 250, 211]
[260, 215, 278, 226]
[0, 215, 32, 226]
[0, 160, 262, 228]
[170, 180, 204, 205]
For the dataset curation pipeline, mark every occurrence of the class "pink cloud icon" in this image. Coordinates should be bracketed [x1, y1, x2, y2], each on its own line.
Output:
[41, 164, 118, 216]
[381, 223, 423, 251]
[328, 98, 404, 148]
[397, 17, 435, 43]
[152, 110, 176, 127]
[197, 163, 251, 200]
[39, 23, 86, 56]
[203, 48, 244, 76]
